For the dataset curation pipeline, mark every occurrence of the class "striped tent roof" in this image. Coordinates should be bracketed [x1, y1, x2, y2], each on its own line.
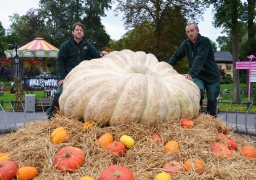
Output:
[18, 37, 58, 51]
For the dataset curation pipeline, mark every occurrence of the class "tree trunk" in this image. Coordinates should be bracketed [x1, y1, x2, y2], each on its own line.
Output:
[247, 0, 256, 103]
[232, 6, 241, 104]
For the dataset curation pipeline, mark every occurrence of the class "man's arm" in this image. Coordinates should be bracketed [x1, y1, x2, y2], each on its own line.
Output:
[56, 42, 68, 84]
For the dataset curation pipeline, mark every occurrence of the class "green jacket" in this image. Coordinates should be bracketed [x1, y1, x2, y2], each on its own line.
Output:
[168, 34, 220, 84]
[57, 37, 101, 79]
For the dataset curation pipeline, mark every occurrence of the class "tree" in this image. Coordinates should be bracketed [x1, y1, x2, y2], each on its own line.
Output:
[205, 0, 244, 103]
[81, 14, 110, 50]
[210, 40, 217, 52]
[39, 0, 111, 48]
[8, 9, 46, 46]
[242, 0, 256, 103]
[0, 22, 7, 58]
[114, 0, 207, 52]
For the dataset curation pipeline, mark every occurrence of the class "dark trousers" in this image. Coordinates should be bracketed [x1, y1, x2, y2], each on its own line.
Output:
[46, 94, 60, 119]
[46, 86, 63, 119]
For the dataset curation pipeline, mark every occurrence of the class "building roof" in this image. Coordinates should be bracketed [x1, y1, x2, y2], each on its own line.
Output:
[18, 37, 59, 51]
[214, 51, 233, 62]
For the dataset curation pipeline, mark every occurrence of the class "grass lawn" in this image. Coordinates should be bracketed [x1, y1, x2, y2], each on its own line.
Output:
[208, 83, 256, 112]
[0, 90, 45, 110]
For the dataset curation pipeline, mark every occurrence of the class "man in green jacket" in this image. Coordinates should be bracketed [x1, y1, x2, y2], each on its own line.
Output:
[47, 22, 108, 119]
[168, 22, 220, 117]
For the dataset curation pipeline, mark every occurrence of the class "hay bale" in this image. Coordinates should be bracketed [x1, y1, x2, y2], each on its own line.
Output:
[0, 114, 255, 179]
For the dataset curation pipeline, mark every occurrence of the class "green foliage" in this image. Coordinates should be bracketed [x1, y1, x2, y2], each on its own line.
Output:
[109, 7, 188, 60]
[210, 40, 217, 52]
[1, 0, 112, 50]
[82, 15, 110, 50]
[174, 58, 190, 74]
[38, 0, 111, 48]
[113, 0, 206, 54]
[114, 0, 207, 30]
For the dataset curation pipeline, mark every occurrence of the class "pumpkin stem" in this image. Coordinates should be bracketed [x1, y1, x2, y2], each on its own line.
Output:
[63, 152, 73, 158]
[114, 171, 121, 180]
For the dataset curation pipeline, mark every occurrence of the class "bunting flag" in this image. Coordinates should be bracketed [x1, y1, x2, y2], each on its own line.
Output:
[18, 37, 58, 51]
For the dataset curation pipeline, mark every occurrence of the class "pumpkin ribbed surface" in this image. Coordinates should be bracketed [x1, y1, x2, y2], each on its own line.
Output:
[59, 49, 200, 125]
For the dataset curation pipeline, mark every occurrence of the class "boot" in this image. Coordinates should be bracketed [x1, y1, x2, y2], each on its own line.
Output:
[46, 94, 60, 120]
[207, 99, 217, 117]
[199, 89, 204, 106]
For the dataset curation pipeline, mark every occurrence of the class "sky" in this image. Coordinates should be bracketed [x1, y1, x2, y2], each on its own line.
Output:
[0, 0, 224, 45]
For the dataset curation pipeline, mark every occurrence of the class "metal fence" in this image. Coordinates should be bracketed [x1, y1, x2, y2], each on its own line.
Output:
[1, 100, 256, 139]
[218, 101, 256, 140]
[0, 100, 48, 134]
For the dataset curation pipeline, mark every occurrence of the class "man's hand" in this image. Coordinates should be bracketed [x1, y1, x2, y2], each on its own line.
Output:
[58, 80, 64, 87]
[100, 51, 108, 57]
[183, 74, 192, 80]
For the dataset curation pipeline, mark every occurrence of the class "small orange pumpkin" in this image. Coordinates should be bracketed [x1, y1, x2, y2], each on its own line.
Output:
[163, 160, 184, 176]
[217, 133, 238, 150]
[0, 152, 10, 162]
[50, 127, 65, 139]
[211, 142, 233, 158]
[51, 127, 69, 144]
[17, 166, 38, 180]
[151, 134, 162, 145]
[240, 146, 256, 158]
[164, 140, 179, 154]
[82, 120, 95, 132]
[180, 119, 194, 128]
[97, 133, 114, 147]
[184, 158, 204, 173]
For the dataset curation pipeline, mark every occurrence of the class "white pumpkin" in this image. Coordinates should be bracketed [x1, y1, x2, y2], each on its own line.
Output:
[59, 49, 200, 125]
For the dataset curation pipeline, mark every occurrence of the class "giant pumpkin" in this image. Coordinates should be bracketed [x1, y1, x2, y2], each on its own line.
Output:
[59, 50, 200, 125]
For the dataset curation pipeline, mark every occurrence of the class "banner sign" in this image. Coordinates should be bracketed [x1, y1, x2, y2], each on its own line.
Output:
[236, 54, 256, 103]
[250, 70, 256, 82]
[24, 78, 60, 90]
[236, 61, 256, 69]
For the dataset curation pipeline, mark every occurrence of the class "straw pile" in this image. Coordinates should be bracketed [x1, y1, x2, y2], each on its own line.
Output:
[0, 114, 255, 180]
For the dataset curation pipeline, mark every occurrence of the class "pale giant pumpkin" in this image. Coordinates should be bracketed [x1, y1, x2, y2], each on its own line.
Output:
[59, 50, 200, 125]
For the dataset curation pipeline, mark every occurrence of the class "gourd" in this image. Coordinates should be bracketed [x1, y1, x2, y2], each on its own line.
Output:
[0, 152, 10, 162]
[0, 161, 18, 180]
[240, 146, 256, 158]
[164, 140, 179, 154]
[106, 141, 126, 156]
[154, 172, 172, 180]
[80, 176, 95, 180]
[54, 146, 85, 172]
[59, 50, 200, 125]
[97, 133, 114, 147]
[119, 135, 135, 148]
[82, 120, 95, 132]
[17, 166, 38, 180]
[217, 133, 238, 150]
[211, 142, 233, 158]
[180, 119, 194, 128]
[151, 134, 162, 145]
[184, 158, 204, 173]
[163, 160, 184, 176]
[99, 165, 134, 180]
[50, 127, 69, 144]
